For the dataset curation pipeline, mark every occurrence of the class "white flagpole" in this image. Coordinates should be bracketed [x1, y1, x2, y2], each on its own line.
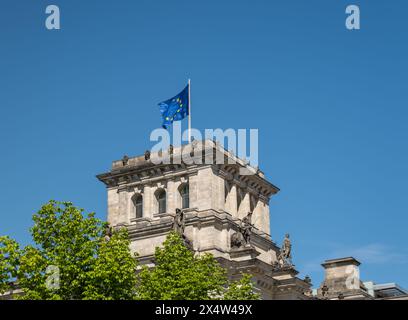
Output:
[188, 79, 191, 143]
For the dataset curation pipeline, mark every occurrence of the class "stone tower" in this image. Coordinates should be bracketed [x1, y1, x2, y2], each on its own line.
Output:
[317, 257, 373, 300]
[97, 140, 311, 299]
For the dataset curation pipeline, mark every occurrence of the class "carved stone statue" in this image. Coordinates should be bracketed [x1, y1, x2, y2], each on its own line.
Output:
[230, 212, 253, 249]
[276, 233, 293, 268]
[230, 232, 244, 248]
[240, 212, 253, 245]
[282, 233, 291, 259]
[173, 208, 185, 236]
[172, 208, 193, 249]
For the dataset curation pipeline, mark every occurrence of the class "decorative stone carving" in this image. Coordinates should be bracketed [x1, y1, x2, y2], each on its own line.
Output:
[104, 224, 113, 242]
[189, 139, 199, 157]
[230, 232, 245, 249]
[173, 208, 185, 236]
[321, 284, 329, 300]
[156, 181, 165, 189]
[133, 186, 143, 194]
[303, 288, 313, 298]
[122, 155, 129, 166]
[272, 261, 294, 272]
[278, 233, 293, 267]
[272, 233, 295, 271]
[241, 211, 253, 244]
[231, 212, 253, 249]
[144, 150, 151, 160]
[172, 208, 192, 249]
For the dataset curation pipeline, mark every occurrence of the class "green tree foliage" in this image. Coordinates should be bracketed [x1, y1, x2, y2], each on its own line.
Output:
[0, 200, 138, 300]
[137, 232, 225, 300]
[1, 201, 259, 300]
[83, 229, 137, 300]
[224, 273, 260, 300]
[0, 236, 20, 294]
[136, 231, 260, 300]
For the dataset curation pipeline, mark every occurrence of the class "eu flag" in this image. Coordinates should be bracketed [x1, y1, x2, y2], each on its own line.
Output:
[158, 84, 189, 129]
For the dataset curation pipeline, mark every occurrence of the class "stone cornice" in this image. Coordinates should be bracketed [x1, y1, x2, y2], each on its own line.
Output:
[126, 209, 279, 252]
[96, 140, 280, 199]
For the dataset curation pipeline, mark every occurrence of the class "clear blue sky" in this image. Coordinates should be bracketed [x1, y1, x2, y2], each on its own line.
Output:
[1, 0, 407, 289]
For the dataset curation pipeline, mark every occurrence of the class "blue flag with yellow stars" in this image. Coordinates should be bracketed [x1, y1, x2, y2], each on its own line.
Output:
[158, 84, 189, 129]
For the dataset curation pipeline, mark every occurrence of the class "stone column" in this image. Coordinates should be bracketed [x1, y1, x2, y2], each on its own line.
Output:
[253, 199, 270, 235]
[196, 167, 213, 211]
[188, 173, 198, 209]
[195, 167, 225, 212]
[262, 200, 271, 236]
[225, 183, 238, 217]
[127, 191, 134, 221]
[107, 188, 119, 225]
[238, 190, 251, 219]
[220, 227, 229, 251]
[212, 173, 225, 211]
[143, 184, 153, 219]
[117, 188, 129, 225]
[167, 180, 177, 213]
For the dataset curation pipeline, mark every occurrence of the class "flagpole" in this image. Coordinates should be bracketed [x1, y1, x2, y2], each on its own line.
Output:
[188, 78, 191, 143]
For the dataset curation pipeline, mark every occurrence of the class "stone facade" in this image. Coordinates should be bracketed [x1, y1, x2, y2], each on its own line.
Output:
[2, 141, 405, 300]
[316, 257, 408, 300]
[97, 140, 312, 300]
[317, 257, 372, 300]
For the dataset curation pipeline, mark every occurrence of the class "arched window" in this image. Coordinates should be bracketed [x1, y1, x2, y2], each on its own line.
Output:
[155, 189, 166, 214]
[179, 184, 189, 209]
[133, 194, 143, 218]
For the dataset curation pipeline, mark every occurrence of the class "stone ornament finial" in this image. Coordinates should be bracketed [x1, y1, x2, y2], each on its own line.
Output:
[144, 150, 151, 160]
[122, 155, 129, 166]
[189, 139, 199, 158]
